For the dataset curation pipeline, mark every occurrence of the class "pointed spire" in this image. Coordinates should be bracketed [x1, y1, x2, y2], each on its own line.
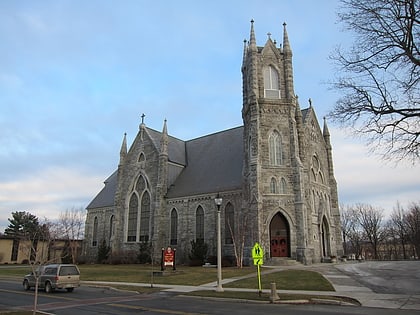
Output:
[119, 132, 127, 164]
[160, 119, 168, 155]
[282, 22, 292, 56]
[323, 117, 331, 138]
[242, 39, 247, 64]
[249, 19, 257, 52]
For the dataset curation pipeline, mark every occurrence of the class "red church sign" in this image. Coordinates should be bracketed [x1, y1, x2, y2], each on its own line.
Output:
[164, 247, 174, 266]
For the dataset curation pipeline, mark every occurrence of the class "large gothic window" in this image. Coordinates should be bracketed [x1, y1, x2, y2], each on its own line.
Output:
[92, 216, 98, 246]
[196, 206, 204, 242]
[264, 66, 280, 98]
[127, 193, 138, 242]
[269, 131, 283, 165]
[170, 208, 178, 245]
[139, 192, 150, 242]
[225, 203, 234, 244]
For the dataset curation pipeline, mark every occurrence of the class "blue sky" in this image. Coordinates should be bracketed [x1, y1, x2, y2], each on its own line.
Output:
[0, 1, 419, 232]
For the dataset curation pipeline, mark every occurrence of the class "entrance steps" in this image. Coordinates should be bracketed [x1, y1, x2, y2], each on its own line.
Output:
[265, 257, 300, 266]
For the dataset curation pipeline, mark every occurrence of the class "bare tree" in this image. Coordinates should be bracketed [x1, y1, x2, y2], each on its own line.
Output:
[57, 207, 85, 263]
[405, 201, 420, 257]
[355, 203, 384, 259]
[340, 204, 354, 255]
[227, 212, 249, 268]
[330, 0, 420, 162]
[390, 202, 409, 258]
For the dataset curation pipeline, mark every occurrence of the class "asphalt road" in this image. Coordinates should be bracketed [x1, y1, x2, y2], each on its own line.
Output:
[1, 275, 420, 315]
[335, 261, 420, 294]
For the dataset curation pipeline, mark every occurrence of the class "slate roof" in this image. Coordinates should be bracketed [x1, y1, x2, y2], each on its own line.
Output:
[166, 126, 244, 198]
[87, 126, 244, 209]
[86, 170, 118, 209]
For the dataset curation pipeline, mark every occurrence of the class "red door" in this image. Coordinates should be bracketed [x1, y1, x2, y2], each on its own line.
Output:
[271, 236, 288, 257]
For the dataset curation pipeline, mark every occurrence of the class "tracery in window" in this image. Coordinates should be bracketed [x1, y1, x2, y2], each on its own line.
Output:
[269, 131, 283, 165]
[264, 66, 280, 98]
[139, 191, 150, 242]
[135, 175, 146, 193]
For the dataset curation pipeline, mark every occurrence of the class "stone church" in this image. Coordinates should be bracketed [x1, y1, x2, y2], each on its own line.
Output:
[83, 21, 343, 265]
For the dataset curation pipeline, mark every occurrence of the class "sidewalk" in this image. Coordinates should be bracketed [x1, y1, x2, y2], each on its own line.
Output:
[83, 263, 420, 310]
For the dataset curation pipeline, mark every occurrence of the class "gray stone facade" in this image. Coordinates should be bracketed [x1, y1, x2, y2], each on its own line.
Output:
[83, 21, 343, 265]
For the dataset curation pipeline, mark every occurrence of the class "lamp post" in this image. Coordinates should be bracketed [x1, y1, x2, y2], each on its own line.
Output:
[214, 193, 224, 292]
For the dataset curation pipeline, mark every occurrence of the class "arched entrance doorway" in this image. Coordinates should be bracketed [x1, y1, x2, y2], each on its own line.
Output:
[321, 216, 330, 257]
[269, 212, 290, 257]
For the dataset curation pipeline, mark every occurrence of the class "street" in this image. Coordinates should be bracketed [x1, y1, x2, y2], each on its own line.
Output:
[1, 275, 420, 315]
[336, 261, 420, 294]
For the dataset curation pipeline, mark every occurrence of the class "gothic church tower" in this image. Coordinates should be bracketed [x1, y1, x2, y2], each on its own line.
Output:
[242, 21, 341, 263]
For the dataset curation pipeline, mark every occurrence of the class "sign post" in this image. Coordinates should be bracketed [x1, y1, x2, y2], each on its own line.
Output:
[251, 242, 264, 296]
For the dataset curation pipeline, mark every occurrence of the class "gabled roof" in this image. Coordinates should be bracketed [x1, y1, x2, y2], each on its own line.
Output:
[166, 126, 244, 198]
[87, 126, 244, 209]
[145, 128, 186, 166]
[86, 171, 117, 209]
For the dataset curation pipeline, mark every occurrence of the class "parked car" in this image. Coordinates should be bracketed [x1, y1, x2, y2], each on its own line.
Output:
[23, 264, 80, 293]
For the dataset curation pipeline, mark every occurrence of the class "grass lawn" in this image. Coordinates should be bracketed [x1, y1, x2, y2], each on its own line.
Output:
[0, 264, 333, 291]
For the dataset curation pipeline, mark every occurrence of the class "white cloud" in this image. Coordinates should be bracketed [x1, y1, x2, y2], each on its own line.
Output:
[0, 167, 106, 232]
[331, 127, 420, 215]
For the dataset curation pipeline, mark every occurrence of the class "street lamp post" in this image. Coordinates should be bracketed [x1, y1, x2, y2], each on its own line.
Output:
[214, 193, 224, 292]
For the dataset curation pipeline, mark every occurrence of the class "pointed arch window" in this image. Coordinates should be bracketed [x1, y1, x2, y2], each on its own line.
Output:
[170, 208, 178, 245]
[135, 175, 146, 193]
[270, 177, 278, 194]
[92, 216, 98, 246]
[139, 192, 150, 242]
[280, 178, 287, 194]
[109, 215, 115, 242]
[225, 203, 234, 244]
[127, 193, 138, 242]
[264, 66, 280, 98]
[196, 206, 204, 242]
[269, 131, 283, 165]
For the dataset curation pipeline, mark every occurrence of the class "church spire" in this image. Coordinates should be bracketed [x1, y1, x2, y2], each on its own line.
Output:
[249, 19, 257, 52]
[119, 132, 127, 164]
[282, 22, 292, 56]
[323, 116, 331, 147]
[160, 119, 168, 156]
[282, 22, 295, 99]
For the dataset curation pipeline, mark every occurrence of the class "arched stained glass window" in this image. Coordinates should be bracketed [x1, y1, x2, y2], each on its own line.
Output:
[109, 215, 115, 242]
[170, 208, 178, 245]
[92, 216, 98, 246]
[196, 206, 204, 242]
[127, 193, 138, 242]
[139, 192, 150, 242]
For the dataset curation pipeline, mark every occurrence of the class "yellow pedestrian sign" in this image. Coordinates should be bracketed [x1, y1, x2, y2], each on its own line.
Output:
[251, 242, 264, 296]
[252, 242, 264, 265]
